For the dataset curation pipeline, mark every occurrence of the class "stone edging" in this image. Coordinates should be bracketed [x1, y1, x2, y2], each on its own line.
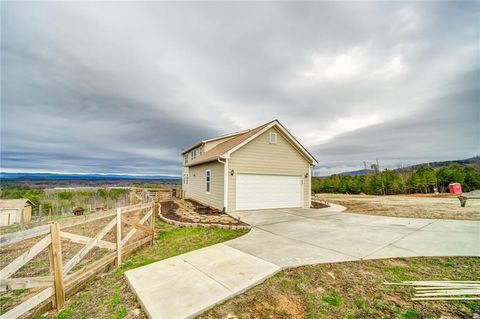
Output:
[158, 213, 251, 230]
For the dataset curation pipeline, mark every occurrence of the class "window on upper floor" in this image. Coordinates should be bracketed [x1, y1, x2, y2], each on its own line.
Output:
[184, 154, 188, 165]
[269, 132, 277, 144]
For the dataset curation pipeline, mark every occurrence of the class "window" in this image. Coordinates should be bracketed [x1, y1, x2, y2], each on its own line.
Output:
[191, 149, 197, 160]
[184, 155, 188, 165]
[269, 132, 277, 144]
[186, 174, 188, 184]
[205, 170, 211, 193]
[199, 146, 203, 155]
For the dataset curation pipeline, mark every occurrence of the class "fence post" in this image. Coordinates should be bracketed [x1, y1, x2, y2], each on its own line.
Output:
[116, 207, 122, 266]
[151, 202, 155, 245]
[50, 222, 65, 309]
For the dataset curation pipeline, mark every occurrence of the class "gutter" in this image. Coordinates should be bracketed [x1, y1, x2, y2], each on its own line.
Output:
[217, 157, 229, 212]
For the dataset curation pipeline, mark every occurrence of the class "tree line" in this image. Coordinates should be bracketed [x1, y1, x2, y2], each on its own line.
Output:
[312, 163, 480, 195]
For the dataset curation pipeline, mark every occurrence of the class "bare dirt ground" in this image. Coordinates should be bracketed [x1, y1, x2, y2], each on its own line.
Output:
[314, 193, 480, 220]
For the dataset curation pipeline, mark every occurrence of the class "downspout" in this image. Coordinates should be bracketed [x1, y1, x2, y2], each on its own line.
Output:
[217, 157, 229, 212]
[309, 165, 313, 207]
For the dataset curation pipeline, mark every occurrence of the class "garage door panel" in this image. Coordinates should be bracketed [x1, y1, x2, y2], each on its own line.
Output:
[236, 174, 303, 210]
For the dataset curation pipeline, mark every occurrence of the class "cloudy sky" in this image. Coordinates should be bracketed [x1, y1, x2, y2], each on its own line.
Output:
[1, 1, 479, 176]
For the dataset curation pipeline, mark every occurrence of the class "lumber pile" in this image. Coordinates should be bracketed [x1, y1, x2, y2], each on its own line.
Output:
[385, 281, 480, 300]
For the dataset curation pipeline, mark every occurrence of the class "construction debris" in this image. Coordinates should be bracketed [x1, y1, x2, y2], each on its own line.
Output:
[385, 281, 480, 300]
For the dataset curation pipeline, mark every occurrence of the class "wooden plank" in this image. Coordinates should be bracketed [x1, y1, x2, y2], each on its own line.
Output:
[58, 209, 116, 229]
[0, 276, 54, 291]
[0, 224, 50, 247]
[151, 203, 155, 245]
[65, 235, 151, 289]
[48, 244, 54, 275]
[412, 297, 480, 301]
[0, 209, 117, 247]
[0, 235, 51, 279]
[415, 290, 480, 297]
[0, 203, 151, 247]
[64, 252, 116, 288]
[50, 223, 65, 309]
[0, 287, 54, 319]
[121, 210, 152, 246]
[60, 231, 115, 250]
[122, 235, 151, 257]
[27, 235, 152, 319]
[413, 284, 480, 290]
[121, 217, 153, 235]
[62, 217, 116, 275]
[120, 202, 153, 214]
[116, 208, 122, 266]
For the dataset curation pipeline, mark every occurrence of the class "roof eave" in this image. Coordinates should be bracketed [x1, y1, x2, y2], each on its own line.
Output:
[185, 156, 220, 167]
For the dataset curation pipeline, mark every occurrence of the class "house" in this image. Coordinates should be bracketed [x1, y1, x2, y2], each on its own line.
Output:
[181, 120, 318, 212]
[0, 199, 34, 226]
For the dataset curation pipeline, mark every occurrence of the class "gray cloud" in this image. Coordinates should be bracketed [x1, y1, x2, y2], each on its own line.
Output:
[1, 1, 478, 175]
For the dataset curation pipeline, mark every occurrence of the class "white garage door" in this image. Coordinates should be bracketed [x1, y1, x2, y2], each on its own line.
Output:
[236, 174, 303, 210]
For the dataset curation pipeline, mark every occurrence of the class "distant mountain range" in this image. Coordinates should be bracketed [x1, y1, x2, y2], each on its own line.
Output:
[337, 156, 479, 176]
[0, 172, 180, 181]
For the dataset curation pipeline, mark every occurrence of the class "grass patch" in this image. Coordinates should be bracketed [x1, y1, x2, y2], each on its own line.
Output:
[201, 257, 480, 319]
[48, 220, 247, 318]
[321, 295, 343, 307]
[401, 308, 422, 319]
[354, 298, 367, 310]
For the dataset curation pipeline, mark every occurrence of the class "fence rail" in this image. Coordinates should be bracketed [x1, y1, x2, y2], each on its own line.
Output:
[0, 202, 157, 319]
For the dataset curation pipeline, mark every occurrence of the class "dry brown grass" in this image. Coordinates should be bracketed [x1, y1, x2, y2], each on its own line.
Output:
[201, 257, 480, 319]
[314, 193, 480, 220]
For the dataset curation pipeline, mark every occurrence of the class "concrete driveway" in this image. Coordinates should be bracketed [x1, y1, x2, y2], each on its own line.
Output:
[126, 207, 479, 319]
[227, 207, 480, 267]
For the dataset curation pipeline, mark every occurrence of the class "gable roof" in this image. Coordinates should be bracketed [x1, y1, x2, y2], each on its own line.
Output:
[0, 199, 35, 209]
[185, 120, 318, 166]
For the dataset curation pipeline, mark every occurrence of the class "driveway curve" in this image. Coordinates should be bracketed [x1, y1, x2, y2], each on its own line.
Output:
[126, 207, 479, 319]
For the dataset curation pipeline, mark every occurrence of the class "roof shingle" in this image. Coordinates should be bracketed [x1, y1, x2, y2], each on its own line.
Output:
[186, 121, 274, 166]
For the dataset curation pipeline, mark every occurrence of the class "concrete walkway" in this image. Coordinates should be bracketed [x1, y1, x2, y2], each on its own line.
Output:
[125, 207, 480, 319]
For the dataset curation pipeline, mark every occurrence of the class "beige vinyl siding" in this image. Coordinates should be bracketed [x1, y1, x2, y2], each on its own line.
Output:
[228, 127, 310, 211]
[185, 161, 224, 210]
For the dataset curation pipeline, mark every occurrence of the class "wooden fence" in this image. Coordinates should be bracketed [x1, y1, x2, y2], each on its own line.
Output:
[0, 202, 156, 319]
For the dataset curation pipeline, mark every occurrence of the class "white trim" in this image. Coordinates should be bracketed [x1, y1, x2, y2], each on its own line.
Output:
[308, 166, 312, 208]
[203, 129, 249, 143]
[224, 159, 229, 212]
[181, 129, 250, 154]
[224, 121, 318, 165]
